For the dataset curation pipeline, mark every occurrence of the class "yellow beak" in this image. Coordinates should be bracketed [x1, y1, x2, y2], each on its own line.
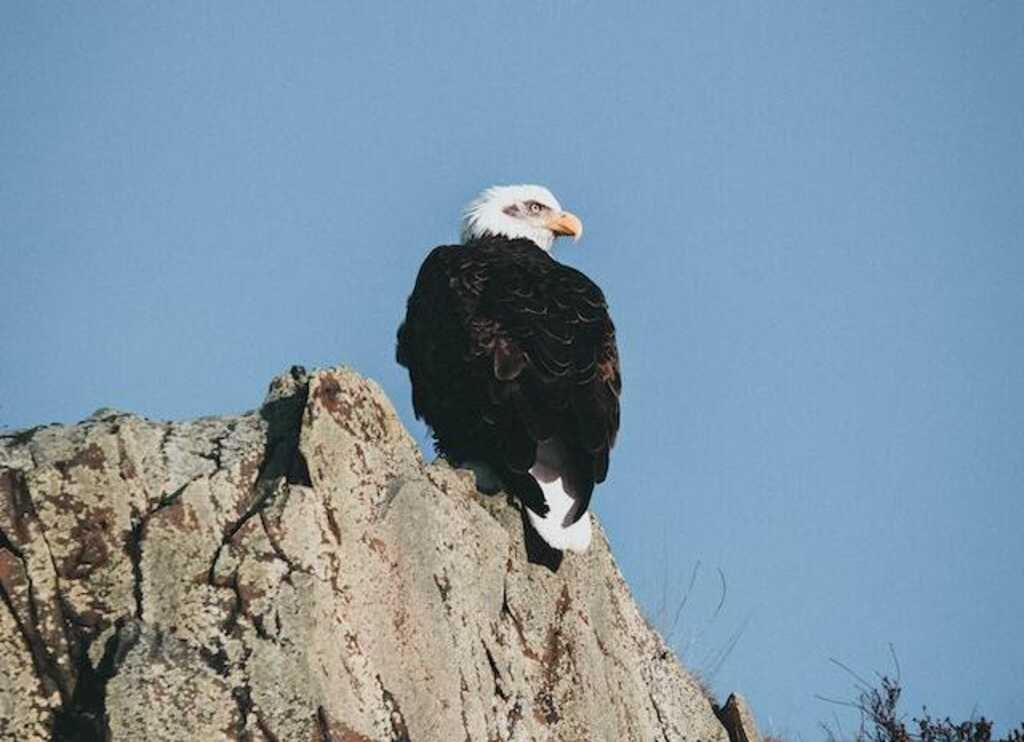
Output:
[546, 211, 584, 241]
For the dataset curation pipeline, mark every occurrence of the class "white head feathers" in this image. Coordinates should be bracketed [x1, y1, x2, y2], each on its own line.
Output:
[460, 184, 582, 252]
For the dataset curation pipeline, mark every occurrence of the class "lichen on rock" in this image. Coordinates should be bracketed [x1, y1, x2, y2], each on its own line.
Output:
[0, 365, 733, 741]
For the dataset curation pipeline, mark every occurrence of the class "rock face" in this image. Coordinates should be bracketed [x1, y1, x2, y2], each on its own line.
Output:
[0, 366, 731, 741]
[715, 694, 762, 742]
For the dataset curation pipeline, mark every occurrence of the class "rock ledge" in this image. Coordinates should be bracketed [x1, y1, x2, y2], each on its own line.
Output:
[0, 365, 732, 741]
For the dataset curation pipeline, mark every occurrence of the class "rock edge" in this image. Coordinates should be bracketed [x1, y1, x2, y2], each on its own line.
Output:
[0, 365, 736, 741]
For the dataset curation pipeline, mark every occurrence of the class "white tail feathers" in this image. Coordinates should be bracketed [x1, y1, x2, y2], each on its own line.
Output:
[526, 466, 592, 553]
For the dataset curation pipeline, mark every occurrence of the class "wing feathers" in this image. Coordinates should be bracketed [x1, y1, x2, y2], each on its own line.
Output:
[493, 337, 526, 380]
[396, 236, 620, 523]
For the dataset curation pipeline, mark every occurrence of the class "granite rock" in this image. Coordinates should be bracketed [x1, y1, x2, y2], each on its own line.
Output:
[0, 365, 733, 741]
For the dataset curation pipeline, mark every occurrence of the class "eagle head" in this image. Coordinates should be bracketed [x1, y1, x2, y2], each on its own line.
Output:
[460, 184, 583, 252]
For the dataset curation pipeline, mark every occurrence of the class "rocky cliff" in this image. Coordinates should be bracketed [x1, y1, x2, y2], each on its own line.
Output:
[0, 365, 749, 741]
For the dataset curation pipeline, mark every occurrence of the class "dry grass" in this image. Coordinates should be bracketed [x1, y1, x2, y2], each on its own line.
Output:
[818, 649, 1024, 742]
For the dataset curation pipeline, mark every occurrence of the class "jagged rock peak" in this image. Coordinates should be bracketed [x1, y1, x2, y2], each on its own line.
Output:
[0, 365, 734, 741]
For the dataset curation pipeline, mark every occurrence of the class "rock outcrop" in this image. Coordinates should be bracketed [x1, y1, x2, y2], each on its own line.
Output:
[0, 365, 733, 741]
[715, 694, 762, 742]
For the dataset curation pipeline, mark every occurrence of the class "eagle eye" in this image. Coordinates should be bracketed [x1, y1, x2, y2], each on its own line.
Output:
[525, 201, 544, 215]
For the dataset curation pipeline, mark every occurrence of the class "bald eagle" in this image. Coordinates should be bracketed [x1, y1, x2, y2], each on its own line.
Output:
[396, 185, 621, 552]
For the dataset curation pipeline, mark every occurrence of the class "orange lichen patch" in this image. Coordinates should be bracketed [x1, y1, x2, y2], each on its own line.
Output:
[533, 691, 558, 726]
[115, 437, 138, 481]
[310, 373, 390, 444]
[377, 678, 410, 741]
[533, 585, 575, 726]
[0, 548, 24, 591]
[49, 487, 90, 528]
[69, 443, 107, 472]
[343, 631, 363, 655]
[333, 723, 374, 742]
[351, 442, 369, 474]
[392, 604, 408, 632]
[231, 511, 267, 549]
[235, 581, 268, 615]
[311, 374, 349, 424]
[367, 398, 388, 438]
[322, 503, 342, 545]
[363, 534, 387, 557]
[60, 524, 110, 579]
[555, 584, 572, 620]
[1, 468, 36, 532]
[161, 499, 197, 532]
[502, 599, 539, 663]
[234, 456, 261, 493]
[0, 465, 15, 502]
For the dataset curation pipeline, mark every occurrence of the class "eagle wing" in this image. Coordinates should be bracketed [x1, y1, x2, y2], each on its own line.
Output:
[397, 237, 621, 520]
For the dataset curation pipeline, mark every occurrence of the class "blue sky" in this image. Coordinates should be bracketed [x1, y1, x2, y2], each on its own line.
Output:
[2, 2, 1022, 737]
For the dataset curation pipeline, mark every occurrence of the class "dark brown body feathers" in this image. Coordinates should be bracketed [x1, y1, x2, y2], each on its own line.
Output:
[396, 236, 621, 521]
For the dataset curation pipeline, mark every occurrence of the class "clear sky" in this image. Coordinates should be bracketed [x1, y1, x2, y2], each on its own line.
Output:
[2, 3, 1022, 737]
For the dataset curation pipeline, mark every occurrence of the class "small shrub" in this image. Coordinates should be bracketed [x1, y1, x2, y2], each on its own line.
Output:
[820, 651, 1024, 742]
